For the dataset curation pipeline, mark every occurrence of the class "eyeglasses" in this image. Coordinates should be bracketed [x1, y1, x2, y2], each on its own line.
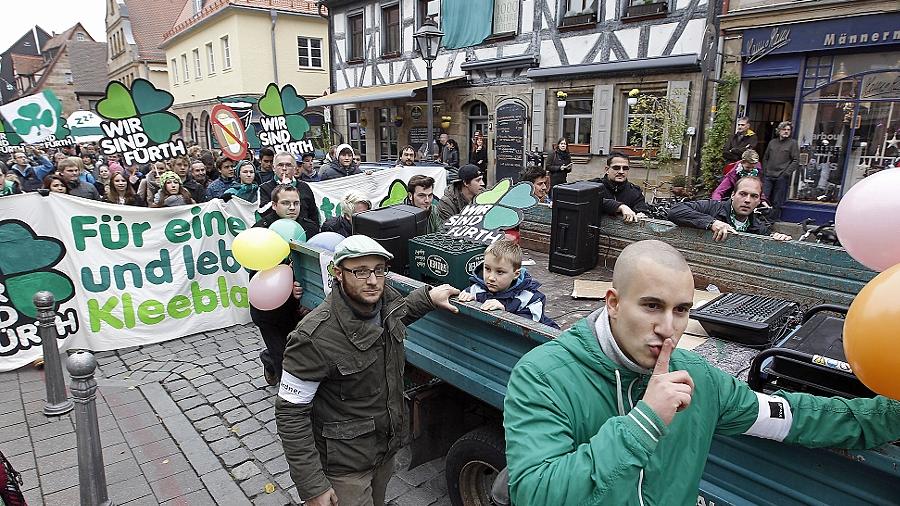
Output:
[610, 165, 630, 172]
[340, 266, 388, 279]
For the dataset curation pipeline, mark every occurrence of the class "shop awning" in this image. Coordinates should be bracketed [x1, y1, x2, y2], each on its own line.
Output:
[308, 77, 466, 107]
[526, 54, 701, 79]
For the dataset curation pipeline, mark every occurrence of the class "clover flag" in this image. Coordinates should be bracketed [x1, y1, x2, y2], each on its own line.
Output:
[0, 89, 70, 144]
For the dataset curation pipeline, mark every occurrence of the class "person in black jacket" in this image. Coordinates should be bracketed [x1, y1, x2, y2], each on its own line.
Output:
[667, 176, 792, 242]
[589, 152, 649, 222]
[251, 184, 307, 385]
[258, 152, 320, 240]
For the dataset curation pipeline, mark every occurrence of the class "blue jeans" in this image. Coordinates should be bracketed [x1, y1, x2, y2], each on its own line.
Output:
[763, 175, 791, 221]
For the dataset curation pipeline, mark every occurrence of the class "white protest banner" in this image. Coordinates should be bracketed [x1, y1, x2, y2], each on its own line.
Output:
[0, 193, 258, 372]
[308, 166, 447, 223]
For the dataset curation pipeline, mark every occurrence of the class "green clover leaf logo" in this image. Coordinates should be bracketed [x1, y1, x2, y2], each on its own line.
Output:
[380, 180, 409, 208]
[472, 179, 538, 230]
[0, 221, 75, 319]
[96, 79, 181, 144]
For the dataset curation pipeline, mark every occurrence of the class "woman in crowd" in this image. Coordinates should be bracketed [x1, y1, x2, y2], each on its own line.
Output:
[107, 171, 145, 206]
[150, 171, 194, 208]
[223, 160, 260, 203]
[42, 174, 68, 194]
[93, 164, 112, 197]
[321, 191, 371, 237]
[470, 133, 488, 184]
[546, 137, 572, 188]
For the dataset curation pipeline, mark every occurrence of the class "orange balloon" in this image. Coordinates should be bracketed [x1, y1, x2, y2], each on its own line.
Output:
[843, 263, 900, 400]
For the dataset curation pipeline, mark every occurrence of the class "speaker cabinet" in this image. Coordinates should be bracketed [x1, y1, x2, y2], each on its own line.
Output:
[549, 182, 602, 275]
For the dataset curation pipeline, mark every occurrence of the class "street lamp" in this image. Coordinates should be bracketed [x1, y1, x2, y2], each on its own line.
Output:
[414, 15, 444, 162]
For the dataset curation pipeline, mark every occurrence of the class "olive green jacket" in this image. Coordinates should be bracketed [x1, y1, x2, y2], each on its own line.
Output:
[275, 284, 435, 500]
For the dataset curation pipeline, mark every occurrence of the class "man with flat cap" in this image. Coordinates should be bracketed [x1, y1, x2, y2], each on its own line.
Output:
[276, 235, 461, 506]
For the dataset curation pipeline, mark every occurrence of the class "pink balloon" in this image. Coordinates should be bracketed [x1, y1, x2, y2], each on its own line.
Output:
[835, 168, 900, 272]
[248, 265, 294, 310]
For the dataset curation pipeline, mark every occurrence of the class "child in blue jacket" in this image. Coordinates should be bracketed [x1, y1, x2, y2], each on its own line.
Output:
[458, 239, 559, 329]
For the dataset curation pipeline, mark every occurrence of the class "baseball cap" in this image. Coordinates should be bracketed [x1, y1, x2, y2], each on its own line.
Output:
[453, 164, 481, 184]
[333, 235, 394, 266]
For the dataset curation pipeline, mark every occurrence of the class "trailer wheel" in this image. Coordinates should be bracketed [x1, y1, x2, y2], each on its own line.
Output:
[445, 425, 506, 506]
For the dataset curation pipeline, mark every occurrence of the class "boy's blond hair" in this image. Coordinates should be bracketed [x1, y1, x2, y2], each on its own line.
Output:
[485, 239, 522, 270]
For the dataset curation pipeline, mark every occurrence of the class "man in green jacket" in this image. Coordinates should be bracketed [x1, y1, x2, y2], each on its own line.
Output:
[276, 235, 460, 506]
[504, 240, 900, 506]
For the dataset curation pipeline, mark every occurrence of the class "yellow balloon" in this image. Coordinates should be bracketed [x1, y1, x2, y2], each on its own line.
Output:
[232, 228, 289, 271]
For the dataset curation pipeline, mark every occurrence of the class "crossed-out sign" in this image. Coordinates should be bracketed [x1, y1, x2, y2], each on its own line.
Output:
[210, 104, 248, 161]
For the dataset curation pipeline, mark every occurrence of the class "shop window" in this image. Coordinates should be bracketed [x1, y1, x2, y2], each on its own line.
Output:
[559, 0, 597, 28]
[348, 108, 367, 162]
[348, 12, 365, 62]
[378, 107, 399, 161]
[562, 95, 593, 146]
[381, 4, 401, 56]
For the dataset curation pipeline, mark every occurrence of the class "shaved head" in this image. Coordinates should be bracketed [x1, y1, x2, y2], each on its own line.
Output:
[612, 240, 691, 297]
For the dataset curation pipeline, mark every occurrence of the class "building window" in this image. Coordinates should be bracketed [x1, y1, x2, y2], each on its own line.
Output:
[206, 42, 215, 73]
[192, 48, 202, 79]
[347, 12, 364, 61]
[563, 95, 593, 145]
[76, 32, 86, 41]
[560, 0, 597, 27]
[378, 107, 399, 160]
[624, 90, 665, 148]
[297, 37, 322, 68]
[171, 58, 179, 84]
[381, 4, 400, 56]
[221, 35, 231, 69]
[347, 108, 367, 162]
[181, 53, 189, 81]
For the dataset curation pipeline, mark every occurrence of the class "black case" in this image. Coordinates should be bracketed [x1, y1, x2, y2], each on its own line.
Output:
[548, 181, 602, 275]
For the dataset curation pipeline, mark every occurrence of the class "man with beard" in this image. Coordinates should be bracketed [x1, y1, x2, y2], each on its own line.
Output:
[667, 176, 791, 242]
[589, 152, 649, 223]
[276, 235, 460, 506]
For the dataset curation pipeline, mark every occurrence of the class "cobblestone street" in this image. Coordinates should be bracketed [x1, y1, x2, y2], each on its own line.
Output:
[2, 324, 450, 505]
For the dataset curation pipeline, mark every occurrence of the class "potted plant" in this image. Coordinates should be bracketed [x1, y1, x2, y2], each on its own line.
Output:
[670, 174, 688, 196]
[440, 115, 452, 129]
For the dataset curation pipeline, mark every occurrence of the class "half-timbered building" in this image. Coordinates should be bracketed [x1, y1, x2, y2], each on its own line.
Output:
[312, 0, 718, 182]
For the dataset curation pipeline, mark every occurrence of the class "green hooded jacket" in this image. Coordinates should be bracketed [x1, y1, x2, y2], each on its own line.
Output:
[503, 309, 900, 506]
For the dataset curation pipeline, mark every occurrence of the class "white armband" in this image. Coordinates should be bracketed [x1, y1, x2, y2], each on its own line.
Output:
[743, 392, 793, 442]
[278, 371, 320, 405]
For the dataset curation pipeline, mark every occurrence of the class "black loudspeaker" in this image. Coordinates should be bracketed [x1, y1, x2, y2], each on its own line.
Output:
[549, 182, 602, 275]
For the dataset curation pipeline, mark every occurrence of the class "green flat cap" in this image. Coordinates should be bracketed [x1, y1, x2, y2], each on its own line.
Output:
[333, 235, 393, 265]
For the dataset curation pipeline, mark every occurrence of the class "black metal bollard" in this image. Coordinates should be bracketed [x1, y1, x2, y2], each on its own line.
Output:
[67, 351, 112, 506]
[35, 291, 73, 416]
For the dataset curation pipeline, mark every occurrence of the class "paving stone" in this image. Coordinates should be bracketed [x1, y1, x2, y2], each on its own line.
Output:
[210, 436, 241, 455]
[184, 405, 216, 421]
[140, 453, 193, 482]
[223, 407, 252, 424]
[254, 442, 285, 463]
[175, 395, 205, 411]
[148, 470, 205, 503]
[214, 397, 241, 412]
[231, 461, 262, 481]
[160, 489, 217, 506]
[105, 456, 144, 485]
[221, 447, 252, 467]
[263, 454, 290, 476]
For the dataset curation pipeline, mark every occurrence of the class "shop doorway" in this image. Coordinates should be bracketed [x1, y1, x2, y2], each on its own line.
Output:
[746, 78, 796, 156]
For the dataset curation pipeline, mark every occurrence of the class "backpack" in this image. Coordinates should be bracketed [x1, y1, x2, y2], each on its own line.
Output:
[0, 450, 26, 506]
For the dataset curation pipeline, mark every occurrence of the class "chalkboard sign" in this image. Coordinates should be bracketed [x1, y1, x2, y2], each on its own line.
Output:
[495, 102, 526, 182]
[408, 126, 429, 153]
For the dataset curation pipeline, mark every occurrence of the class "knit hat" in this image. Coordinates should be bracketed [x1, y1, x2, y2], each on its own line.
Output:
[158, 171, 181, 187]
[333, 235, 393, 266]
